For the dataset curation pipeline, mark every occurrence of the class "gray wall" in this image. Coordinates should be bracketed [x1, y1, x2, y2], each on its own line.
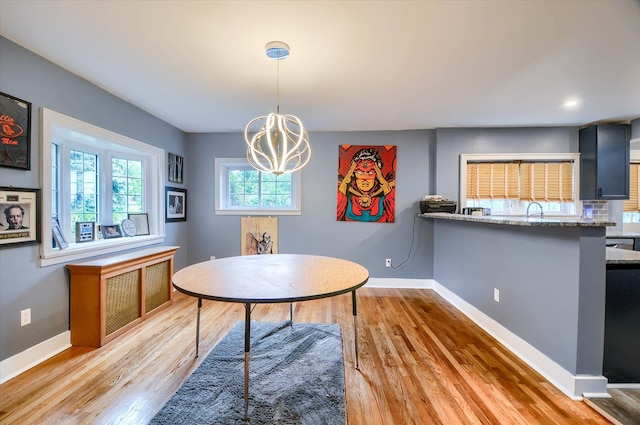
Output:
[0, 37, 188, 361]
[185, 130, 435, 278]
[433, 219, 606, 375]
[434, 127, 578, 203]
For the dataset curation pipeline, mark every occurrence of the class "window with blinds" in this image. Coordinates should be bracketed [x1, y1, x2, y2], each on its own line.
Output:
[460, 153, 580, 216]
[623, 163, 639, 212]
[466, 163, 519, 200]
[466, 161, 575, 202]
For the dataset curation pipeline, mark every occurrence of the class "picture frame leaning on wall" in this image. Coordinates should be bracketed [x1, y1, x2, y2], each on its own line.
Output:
[52, 219, 68, 249]
[128, 213, 150, 235]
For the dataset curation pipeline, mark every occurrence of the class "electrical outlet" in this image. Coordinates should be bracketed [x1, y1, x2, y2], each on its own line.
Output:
[385, 258, 392, 267]
[21, 308, 31, 326]
[493, 288, 500, 303]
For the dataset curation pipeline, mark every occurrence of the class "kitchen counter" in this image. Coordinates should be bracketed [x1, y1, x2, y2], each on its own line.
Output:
[604, 250, 640, 383]
[606, 232, 640, 251]
[606, 247, 640, 264]
[607, 231, 640, 238]
[420, 212, 614, 227]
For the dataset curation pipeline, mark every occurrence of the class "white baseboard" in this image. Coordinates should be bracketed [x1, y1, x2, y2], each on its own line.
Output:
[432, 280, 608, 400]
[608, 383, 640, 389]
[365, 278, 435, 289]
[0, 331, 71, 384]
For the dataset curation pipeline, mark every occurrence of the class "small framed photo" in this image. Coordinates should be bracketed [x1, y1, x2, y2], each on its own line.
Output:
[0, 187, 40, 248]
[101, 224, 123, 239]
[128, 213, 150, 235]
[52, 220, 68, 249]
[75, 221, 95, 243]
[0, 92, 32, 170]
[166, 187, 187, 222]
[168, 152, 184, 183]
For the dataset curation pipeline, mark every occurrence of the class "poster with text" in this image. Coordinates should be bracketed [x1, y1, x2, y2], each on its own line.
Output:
[0, 92, 31, 170]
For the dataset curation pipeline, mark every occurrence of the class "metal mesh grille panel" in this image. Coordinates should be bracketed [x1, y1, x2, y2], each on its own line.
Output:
[145, 261, 170, 313]
[105, 270, 140, 335]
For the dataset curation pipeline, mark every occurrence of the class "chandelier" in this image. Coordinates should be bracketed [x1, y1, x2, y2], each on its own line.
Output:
[244, 41, 311, 175]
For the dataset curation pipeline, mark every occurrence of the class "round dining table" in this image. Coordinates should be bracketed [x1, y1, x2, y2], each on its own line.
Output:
[172, 253, 370, 420]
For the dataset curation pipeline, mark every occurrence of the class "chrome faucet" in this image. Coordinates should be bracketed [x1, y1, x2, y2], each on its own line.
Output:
[526, 202, 544, 218]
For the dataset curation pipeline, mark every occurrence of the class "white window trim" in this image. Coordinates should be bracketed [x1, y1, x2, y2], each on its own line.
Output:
[623, 139, 640, 228]
[40, 108, 165, 267]
[214, 157, 302, 215]
[459, 153, 582, 216]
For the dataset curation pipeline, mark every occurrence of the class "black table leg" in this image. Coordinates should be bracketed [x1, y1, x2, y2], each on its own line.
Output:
[352, 290, 359, 370]
[243, 302, 251, 421]
[195, 297, 202, 358]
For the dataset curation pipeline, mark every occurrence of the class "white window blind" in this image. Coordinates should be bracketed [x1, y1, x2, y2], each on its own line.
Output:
[467, 161, 574, 202]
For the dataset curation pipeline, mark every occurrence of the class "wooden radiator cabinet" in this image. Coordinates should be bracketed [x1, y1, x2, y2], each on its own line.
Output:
[67, 246, 179, 347]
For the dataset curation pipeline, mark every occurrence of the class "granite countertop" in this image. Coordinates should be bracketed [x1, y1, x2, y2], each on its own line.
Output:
[419, 212, 615, 228]
[606, 232, 640, 238]
[606, 247, 640, 265]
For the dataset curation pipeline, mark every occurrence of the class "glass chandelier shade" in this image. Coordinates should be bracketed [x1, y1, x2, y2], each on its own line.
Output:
[244, 42, 311, 175]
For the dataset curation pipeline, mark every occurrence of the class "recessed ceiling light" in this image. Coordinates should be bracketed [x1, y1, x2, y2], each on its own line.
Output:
[563, 99, 579, 108]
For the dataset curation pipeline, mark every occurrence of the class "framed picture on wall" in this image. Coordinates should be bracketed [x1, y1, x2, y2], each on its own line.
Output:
[168, 152, 184, 184]
[0, 92, 32, 170]
[166, 187, 187, 222]
[0, 187, 41, 248]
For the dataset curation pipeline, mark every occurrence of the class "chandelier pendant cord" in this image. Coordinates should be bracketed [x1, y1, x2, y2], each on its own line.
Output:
[244, 40, 311, 175]
[276, 58, 280, 115]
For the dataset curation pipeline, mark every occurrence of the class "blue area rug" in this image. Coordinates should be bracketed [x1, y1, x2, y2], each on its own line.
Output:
[150, 321, 346, 424]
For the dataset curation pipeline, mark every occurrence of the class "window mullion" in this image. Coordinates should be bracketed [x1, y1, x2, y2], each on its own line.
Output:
[59, 143, 71, 239]
[258, 172, 263, 207]
[100, 151, 111, 226]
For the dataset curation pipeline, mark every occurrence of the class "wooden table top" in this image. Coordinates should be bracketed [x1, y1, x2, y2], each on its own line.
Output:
[172, 254, 370, 303]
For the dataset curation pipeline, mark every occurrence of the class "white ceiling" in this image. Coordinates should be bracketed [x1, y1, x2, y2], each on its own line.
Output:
[1, 0, 639, 133]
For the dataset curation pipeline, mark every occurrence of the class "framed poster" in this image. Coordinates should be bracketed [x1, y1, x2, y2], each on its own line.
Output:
[128, 213, 150, 235]
[337, 145, 396, 223]
[166, 187, 187, 222]
[168, 152, 184, 183]
[0, 92, 32, 170]
[0, 187, 40, 248]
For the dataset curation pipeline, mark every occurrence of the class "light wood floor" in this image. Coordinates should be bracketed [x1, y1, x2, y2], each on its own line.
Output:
[0, 288, 610, 425]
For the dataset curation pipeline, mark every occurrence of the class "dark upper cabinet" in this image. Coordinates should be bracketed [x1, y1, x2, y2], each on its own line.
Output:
[579, 124, 630, 200]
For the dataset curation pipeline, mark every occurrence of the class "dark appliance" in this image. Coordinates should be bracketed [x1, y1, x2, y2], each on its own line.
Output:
[420, 200, 457, 214]
[461, 207, 491, 216]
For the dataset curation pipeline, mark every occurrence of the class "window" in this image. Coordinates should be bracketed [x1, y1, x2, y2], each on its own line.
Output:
[623, 162, 640, 223]
[40, 108, 165, 266]
[460, 153, 580, 216]
[69, 149, 99, 234]
[215, 158, 302, 215]
[112, 157, 144, 223]
[51, 142, 59, 222]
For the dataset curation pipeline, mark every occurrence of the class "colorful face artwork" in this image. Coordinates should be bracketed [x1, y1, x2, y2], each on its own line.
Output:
[337, 145, 396, 223]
